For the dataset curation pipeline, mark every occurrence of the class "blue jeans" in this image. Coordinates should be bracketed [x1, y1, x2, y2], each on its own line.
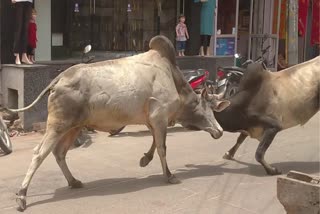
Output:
[176, 41, 186, 51]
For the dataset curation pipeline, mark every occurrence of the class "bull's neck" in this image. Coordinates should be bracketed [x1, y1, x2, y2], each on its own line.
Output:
[176, 85, 199, 120]
[170, 65, 198, 119]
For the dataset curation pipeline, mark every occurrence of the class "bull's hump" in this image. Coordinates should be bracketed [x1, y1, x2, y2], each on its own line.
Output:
[149, 36, 176, 66]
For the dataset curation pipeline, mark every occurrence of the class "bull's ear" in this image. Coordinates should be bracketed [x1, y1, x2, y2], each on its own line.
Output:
[212, 100, 230, 112]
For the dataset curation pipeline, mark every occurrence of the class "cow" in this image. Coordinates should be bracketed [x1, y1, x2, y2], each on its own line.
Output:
[10, 36, 230, 211]
[214, 56, 319, 175]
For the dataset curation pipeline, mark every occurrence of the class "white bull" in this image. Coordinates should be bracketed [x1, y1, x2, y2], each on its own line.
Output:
[12, 36, 229, 211]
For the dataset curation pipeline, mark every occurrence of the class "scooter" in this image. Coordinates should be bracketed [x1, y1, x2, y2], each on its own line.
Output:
[0, 116, 12, 155]
[109, 68, 211, 136]
[216, 46, 270, 98]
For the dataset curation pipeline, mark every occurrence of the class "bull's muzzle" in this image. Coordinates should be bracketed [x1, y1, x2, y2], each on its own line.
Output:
[205, 127, 223, 139]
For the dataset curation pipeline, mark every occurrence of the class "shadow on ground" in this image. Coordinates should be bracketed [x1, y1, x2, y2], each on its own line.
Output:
[109, 126, 193, 138]
[0, 151, 5, 157]
[72, 127, 193, 150]
[26, 160, 319, 209]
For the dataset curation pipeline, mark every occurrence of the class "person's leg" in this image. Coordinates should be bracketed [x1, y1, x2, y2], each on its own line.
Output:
[181, 41, 186, 56]
[203, 35, 210, 56]
[27, 45, 32, 62]
[28, 46, 35, 63]
[13, 3, 24, 64]
[21, 2, 33, 64]
[200, 35, 205, 56]
[31, 49, 36, 63]
[177, 41, 182, 56]
[206, 35, 211, 56]
[176, 41, 180, 56]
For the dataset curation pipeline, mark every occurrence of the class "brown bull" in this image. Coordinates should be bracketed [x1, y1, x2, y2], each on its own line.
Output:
[215, 57, 319, 175]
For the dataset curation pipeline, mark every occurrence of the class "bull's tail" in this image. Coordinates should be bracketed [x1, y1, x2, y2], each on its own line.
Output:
[3, 73, 64, 113]
[149, 35, 176, 66]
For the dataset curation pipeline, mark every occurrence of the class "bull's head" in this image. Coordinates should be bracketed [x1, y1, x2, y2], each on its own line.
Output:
[178, 88, 230, 139]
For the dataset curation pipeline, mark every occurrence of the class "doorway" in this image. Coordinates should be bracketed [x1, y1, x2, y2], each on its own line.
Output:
[70, 0, 114, 51]
[69, 0, 145, 52]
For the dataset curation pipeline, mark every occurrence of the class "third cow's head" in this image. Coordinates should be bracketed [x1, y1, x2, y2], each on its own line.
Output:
[179, 88, 230, 139]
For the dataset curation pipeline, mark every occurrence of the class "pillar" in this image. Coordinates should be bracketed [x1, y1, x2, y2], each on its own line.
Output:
[287, 0, 298, 65]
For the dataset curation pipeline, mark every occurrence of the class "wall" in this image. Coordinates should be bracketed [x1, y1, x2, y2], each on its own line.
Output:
[35, 0, 51, 61]
[1, 65, 25, 122]
[1, 64, 70, 131]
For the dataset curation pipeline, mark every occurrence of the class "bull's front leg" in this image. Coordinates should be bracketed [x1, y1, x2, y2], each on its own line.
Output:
[146, 98, 181, 184]
[140, 140, 156, 167]
[140, 121, 175, 167]
[223, 132, 248, 160]
[255, 127, 281, 175]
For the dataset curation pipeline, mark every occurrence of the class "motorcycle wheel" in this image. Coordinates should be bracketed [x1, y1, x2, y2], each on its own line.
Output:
[0, 127, 12, 155]
[225, 82, 239, 99]
[109, 126, 125, 136]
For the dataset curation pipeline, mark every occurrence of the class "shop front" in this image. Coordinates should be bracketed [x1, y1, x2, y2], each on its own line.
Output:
[184, 0, 318, 71]
[52, 0, 177, 59]
[0, 0, 177, 63]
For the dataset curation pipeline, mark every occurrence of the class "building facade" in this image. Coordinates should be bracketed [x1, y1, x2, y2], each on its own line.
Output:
[1, 0, 178, 63]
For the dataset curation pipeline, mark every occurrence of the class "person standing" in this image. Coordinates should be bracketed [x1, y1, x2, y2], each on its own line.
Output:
[195, 0, 216, 56]
[27, 9, 37, 63]
[11, 0, 33, 65]
[175, 14, 189, 56]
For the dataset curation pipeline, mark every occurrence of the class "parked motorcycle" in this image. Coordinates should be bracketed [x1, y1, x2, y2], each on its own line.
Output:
[181, 69, 209, 93]
[216, 46, 270, 98]
[109, 68, 211, 136]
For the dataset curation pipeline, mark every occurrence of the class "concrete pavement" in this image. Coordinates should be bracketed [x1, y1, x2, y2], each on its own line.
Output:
[0, 113, 319, 214]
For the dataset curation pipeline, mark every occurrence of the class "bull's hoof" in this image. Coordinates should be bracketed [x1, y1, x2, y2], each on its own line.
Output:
[223, 152, 234, 160]
[69, 179, 83, 189]
[16, 196, 27, 212]
[167, 175, 181, 184]
[266, 167, 282, 176]
[139, 154, 152, 167]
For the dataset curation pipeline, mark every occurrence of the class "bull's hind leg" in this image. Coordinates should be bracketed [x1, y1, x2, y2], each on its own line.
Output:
[52, 127, 83, 188]
[255, 127, 281, 175]
[16, 130, 65, 211]
[223, 133, 248, 160]
[147, 98, 180, 184]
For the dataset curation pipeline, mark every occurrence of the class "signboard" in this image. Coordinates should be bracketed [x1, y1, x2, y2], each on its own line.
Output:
[215, 37, 235, 56]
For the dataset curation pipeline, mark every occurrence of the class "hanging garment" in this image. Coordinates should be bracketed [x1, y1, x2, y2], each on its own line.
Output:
[311, 0, 320, 45]
[298, 0, 309, 36]
[279, 0, 287, 39]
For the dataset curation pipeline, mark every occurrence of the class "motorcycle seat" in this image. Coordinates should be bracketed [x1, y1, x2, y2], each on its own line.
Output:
[181, 69, 206, 82]
[221, 66, 245, 73]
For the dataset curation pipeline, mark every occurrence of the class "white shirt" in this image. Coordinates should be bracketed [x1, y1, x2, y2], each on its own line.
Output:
[15, 0, 33, 3]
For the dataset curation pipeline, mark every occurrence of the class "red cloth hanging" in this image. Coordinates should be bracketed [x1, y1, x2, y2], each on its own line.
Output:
[28, 22, 37, 49]
[311, 0, 320, 45]
[298, 0, 309, 36]
[279, 0, 287, 39]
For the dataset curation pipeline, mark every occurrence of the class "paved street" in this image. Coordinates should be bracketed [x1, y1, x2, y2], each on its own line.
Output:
[0, 113, 319, 214]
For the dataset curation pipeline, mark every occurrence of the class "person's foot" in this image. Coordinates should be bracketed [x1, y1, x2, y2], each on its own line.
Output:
[21, 54, 33, 65]
[30, 57, 35, 63]
[15, 58, 21, 65]
[14, 54, 21, 65]
[182, 52, 185, 56]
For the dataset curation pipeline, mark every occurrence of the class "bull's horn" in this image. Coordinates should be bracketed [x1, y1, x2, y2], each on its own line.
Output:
[213, 86, 227, 100]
